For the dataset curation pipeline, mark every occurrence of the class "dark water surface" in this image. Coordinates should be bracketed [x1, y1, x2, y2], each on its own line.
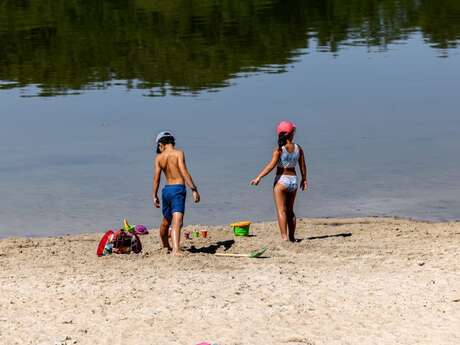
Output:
[1, 0, 460, 237]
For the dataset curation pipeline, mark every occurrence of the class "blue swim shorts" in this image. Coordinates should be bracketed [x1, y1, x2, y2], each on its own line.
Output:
[162, 184, 186, 221]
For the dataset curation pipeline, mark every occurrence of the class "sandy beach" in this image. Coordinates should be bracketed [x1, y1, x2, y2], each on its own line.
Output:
[0, 217, 459, 345]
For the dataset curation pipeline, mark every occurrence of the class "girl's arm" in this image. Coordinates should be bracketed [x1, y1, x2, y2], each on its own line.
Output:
[152, 157, 162, 207]
[250, 148, 281, 185]
[299, 146, 308, 191]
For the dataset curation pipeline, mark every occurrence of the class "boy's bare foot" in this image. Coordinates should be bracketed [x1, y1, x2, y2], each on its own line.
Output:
[171, 250, 184, 257]
[159, 247, 171, 255]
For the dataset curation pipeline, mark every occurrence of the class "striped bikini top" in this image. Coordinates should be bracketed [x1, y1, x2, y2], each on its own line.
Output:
[277, 144, 300, 168]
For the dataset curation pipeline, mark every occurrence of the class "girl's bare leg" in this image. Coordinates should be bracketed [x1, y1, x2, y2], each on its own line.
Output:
[273, 184, 289, 241]
[171, 212, 184, 256]
[286, 190, 297, 242]
[159, 217, 172, 250]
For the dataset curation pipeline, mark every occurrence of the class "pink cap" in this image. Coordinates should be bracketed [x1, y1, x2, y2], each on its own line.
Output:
[277, 121, 296, 135]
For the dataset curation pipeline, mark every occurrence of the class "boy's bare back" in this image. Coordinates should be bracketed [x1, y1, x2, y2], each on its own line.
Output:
[156, 148, 186, 185]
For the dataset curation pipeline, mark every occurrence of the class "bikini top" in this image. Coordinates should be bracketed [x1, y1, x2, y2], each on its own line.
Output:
[277, 144, 300, 169]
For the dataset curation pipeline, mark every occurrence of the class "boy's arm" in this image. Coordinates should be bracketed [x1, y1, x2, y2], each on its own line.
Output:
[152, 157, 162, 208]
[250, 148, 281, 185]
[178, 151, 200, 203]
[299, 146, 308, 191]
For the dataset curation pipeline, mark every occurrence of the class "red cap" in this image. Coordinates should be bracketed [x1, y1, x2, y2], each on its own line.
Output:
[277, 121, 296, 135]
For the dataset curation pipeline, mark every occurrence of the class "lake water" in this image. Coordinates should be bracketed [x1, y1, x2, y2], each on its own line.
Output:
[1, 0, 460, 237]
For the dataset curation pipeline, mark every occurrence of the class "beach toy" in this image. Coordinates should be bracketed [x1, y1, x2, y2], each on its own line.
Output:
[123, 219, 135, 233]
[97, 226, 142, 257]
[97, 230, 114, 257]
[131, 232, 142, 253]
[200, 230, 208, 238]
[192, 230, 200, 238]
[230, 221, 251, 236]
[215, 246, 268, 258]
[112, 229, 142, 254]
[103, 242, 113, 256]
[184, 231, 191, 240]
[134, 224, 149, 235]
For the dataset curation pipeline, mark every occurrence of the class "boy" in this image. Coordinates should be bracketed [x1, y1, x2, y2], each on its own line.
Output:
[152, 131, 200, 256]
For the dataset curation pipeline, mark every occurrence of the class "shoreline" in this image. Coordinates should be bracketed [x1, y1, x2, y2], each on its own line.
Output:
[2, 214, 459, 241]
[1, 217, 459, 344]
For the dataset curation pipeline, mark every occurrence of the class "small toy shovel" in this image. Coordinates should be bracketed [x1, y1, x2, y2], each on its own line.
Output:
[215, 246, 267, 258]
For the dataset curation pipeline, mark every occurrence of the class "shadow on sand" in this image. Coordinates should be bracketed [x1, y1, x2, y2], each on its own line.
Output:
[187, 240, 235, 254]
[293, 232, 353, 242]
[307, 232, 352, 240]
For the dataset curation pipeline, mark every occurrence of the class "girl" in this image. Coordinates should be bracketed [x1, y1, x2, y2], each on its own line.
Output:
[250, 121, 308, 241]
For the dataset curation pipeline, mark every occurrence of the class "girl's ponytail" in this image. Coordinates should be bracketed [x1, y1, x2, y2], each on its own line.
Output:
[278, 132, 288, 150]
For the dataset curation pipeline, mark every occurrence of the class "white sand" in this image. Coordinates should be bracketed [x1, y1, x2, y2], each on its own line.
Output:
[1, 217, 459, 345]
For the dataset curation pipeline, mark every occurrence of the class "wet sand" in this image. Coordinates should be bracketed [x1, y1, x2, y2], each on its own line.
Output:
[1, 217, 459, 345]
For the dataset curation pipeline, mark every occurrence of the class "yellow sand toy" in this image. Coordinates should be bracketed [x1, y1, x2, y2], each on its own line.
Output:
[123, 218, 135, 233]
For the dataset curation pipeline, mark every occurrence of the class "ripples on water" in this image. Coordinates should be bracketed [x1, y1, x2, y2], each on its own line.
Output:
[0, 0, 459, 96]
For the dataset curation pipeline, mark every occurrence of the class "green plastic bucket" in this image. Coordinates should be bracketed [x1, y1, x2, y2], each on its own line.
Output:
[231, 221, 251, 237]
